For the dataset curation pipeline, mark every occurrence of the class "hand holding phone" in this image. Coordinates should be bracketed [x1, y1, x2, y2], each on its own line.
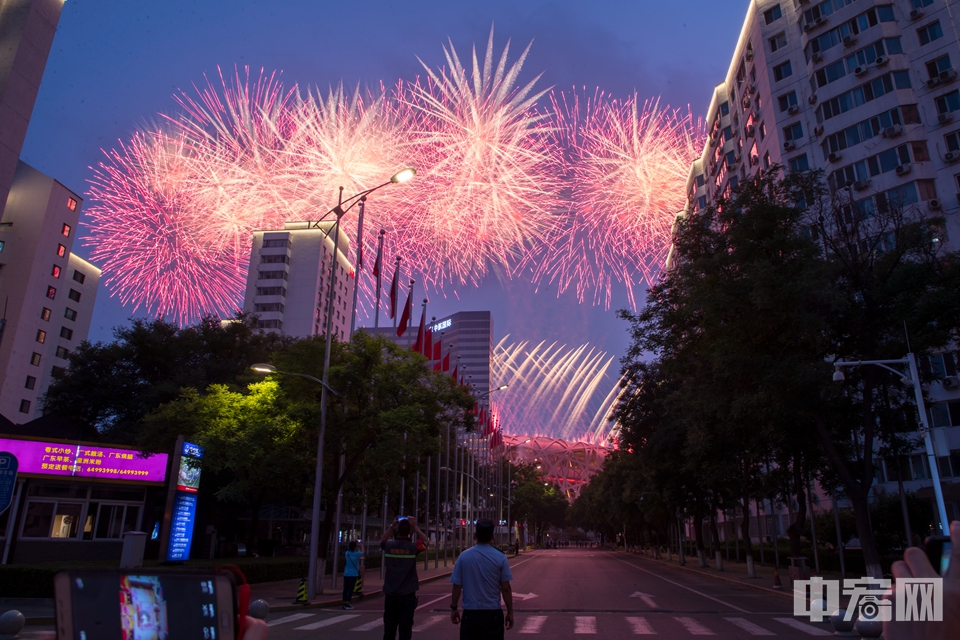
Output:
[924, 536, 952, 576]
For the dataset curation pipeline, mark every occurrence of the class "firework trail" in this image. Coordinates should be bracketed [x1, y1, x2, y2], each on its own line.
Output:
[492, 336, 623, 444]
[529, 91, 703, 310]
[84, 34, 699, 323]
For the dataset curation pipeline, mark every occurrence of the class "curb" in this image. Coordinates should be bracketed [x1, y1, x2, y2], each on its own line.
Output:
[620, 551, 795, 600]
[267, 570, 455, 613]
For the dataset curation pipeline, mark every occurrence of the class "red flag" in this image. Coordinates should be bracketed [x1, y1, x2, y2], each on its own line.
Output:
[433, 338, 442, 361]
[372, 238, 382, 278]
[389, 261, 400, 319]
[451, 364, 458, 383]
[478, 406, 486, 427]
[413, 303, 426, 352]
[424, 328, 433, 358]
[433, 361, 442, 372]
[397, 286, 413, 337]
[442, 351, 450, 372]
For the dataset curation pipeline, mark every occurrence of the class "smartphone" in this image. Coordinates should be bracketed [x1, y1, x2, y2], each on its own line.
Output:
[397, 516, 409, 521]
[924, 536, 952, 576]
[54, 570, 236, 640]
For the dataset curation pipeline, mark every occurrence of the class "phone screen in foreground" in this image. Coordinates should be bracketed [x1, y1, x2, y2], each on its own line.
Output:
[940, 541, 952, 575]
[68, 573, 222, 640]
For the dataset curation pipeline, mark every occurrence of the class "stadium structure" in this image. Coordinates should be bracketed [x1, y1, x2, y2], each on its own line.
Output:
[503, 434, 610, 501]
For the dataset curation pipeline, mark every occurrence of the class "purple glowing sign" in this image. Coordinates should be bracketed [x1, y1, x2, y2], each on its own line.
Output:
[0, 437, 168, 484]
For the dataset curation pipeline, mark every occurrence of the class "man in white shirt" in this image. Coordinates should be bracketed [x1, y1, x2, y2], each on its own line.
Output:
[449, 518, 514, 639]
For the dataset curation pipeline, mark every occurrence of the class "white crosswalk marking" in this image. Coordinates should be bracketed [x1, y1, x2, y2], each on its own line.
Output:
[412, 615, 445, 631]
[674, 617, 715, 635]
[773, 617, 832, 636]
[519, 615, 548, 634]
[266, 613, 315, 627]
[626, 616, 657, 634]
[574, 616, 597, 634]
[294, 614, 358, 630]
[350, 617, 384, 632]
[725, 618, 775, 636]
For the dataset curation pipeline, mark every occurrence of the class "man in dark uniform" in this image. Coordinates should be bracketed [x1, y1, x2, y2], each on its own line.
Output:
[381, 516, 428, 640]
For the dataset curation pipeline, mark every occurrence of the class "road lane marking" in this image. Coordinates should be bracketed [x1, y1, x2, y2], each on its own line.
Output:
[294, 614, 358, 630]
[350, 618, 384, 631]
[266, 613, 315, 627]
[412, 614, 445, 631]
[611, 557, 751, 613]
[574, 616, 597, 634]
[725, 618, 775, 636]
[675, 617, 715, 635]
[519, 615, 547, 634]
[625, 617, 656, 634]
[417, 594, 452, 610]
[773, 617, 832, 635]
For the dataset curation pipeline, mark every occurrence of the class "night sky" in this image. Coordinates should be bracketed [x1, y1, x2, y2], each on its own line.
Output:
[20, 0, 747, 360]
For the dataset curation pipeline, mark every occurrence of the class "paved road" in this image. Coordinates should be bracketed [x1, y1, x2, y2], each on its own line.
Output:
[262, 548, 833, 639]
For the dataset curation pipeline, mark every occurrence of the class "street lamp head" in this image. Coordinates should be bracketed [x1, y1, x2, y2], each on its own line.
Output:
[390, 168, 416, 184]
[901, 376, 913, 387]
[497, 384, 509, 391]
[251, 363, 277, 374]
[832, 368, 845, 383]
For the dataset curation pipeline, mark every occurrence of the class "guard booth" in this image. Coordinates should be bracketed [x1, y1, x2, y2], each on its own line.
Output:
[0, 414, 169, 564]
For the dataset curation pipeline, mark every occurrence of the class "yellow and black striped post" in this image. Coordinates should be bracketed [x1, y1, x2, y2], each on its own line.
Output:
[294, 578, 308, 604]
[353, 574, 364, 598]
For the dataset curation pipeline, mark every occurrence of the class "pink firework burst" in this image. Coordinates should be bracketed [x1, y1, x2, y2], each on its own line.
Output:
[531, 91, 703, 310]
[85, 130, 247, 323]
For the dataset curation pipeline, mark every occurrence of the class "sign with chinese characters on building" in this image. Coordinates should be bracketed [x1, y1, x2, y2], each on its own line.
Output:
[0, 437, 168, 484]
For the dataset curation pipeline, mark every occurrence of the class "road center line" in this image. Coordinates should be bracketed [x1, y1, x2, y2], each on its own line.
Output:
[611, 556, 751, 614]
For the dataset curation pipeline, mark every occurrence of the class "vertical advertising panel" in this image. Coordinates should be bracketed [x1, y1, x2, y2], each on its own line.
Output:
[164, 441, 204, 562]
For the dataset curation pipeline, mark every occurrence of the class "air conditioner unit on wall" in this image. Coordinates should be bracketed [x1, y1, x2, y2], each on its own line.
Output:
[814, 124, 824, 136]
[895, 163, 912, 175]
[910, 8, 924, 20]
[875, 56, 888, 67]
[941, 69, 958, 83]
[812, 51, 823, 63]
[942, 376, 958, 389]
[929, 199, 943, 211]
[853, 179, 870, 191]
[882, 125, 902, 138]
[939, 112, 953, 124]
[784, 140, 796, 151]
[809, 93, 818, 105]
[828, 152, 841, 163]
[854, 65, 867, 76]
[946, 151, 960, 163]
[788, 104, 800, 114]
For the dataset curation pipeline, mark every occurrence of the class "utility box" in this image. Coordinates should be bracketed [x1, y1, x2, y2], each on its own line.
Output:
[120, 531, 148, 568]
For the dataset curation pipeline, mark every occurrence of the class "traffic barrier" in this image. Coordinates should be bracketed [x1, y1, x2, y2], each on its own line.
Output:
[772, 569, 783, 590]
[294, 578, 308, 604]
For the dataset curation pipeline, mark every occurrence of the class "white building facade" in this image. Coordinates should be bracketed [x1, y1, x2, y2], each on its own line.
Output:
[681, 0, 960, 541]
[0, 161, 100, 422]
[241, 221, 355, 340]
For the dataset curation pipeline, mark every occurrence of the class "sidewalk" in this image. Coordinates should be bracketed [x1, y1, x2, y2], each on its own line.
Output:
[621, 548, 844, 599]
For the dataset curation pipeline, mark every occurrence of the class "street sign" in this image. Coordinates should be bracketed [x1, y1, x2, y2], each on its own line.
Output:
[0, 452, 18, 514]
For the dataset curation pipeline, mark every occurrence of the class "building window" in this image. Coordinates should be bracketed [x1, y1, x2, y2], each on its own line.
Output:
[57, 244, 65, 258]
[256, 286, 286, 296]
[769, 32, 787, 53]
[60, 327, 73, 340]
[46, 286, 56, 300]
[51, 265, 61, 278]
[815, 60, 847, 89]
[912, 0, 934, 7]
[764, 4, 782, 25]
[936, 90, 960, 115]
[68, 289, 81, 302]
[36, 330, 46, 344]
[789, 155, 810, 172]
[911, 141, 930, 162]
[30, 353, 41, 366]
[926, 55, 952, 80]
[256, 319, 283, 329]
[72, 270, 85, 284]
[759, 122, 767, 141]
[778, 91, 798, 113]
[19, 399, 30, 414]
[262, 239, 289, 248]
[816, 72, 913, 124]
[64, 308, 77, 321]
[67, 197, 77, 211]
[783, 122, 804, 142]
[720, 101, 730, 116]
[55, 346, 69, 359]
[763, 152, 772, 169]
[24, 376, 36, 390]
[61, 224, 71, 237]
[41, 308, 51, 321]
[254, 303, 284, 313]
[257, 270, 287, 281]
[919, 21, 944, 46]
[773, 61, 793, 82]
[259, 255, 288, 264]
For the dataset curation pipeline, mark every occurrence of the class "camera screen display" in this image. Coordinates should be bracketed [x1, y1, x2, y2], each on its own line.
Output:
[939, 541, 952, 575]
[67, 573, 223, 639]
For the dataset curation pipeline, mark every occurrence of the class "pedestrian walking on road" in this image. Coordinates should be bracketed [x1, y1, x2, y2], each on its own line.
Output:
[450, 518, 515, 639]
[342, 540, 364, 610]
[381, 516, 428, 640]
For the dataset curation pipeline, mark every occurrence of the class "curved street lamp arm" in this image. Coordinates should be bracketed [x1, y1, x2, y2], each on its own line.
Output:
[834, 358, 909, 380]
[274, 369, 341, 398]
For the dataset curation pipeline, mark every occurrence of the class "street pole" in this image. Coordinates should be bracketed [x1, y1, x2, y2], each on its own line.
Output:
[331, 448, 345, 590]
[381, 485, 388, 580]
[424, 455, 431, 571]
[348, 198, 365, 337]
[444, 424, 451, 566]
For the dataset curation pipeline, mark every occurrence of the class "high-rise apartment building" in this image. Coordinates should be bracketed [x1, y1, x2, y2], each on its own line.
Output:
[241, 221, 356, 340]
[681, 0, 960, 529]
[0, 161, 100, 421]
[0, 0, 65, 222]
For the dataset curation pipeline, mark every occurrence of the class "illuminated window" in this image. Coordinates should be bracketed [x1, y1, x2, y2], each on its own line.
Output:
[64, 308, 77, 321]
[55, 346, 69, 359]
[19, 399, 30, 414]
[72, 270, 85, 284]
[67, 197, 77, 211]
[51, 265, 61, 278]
[40, 308, 51, 321]
[36, 330, 46, 344]
[30, 353, 41, 366]
[61, 224, 71, 237]
[68, 289, 81, 302]
[24, 376, 36, 390]
[57, 244, 66, 258]
[46, 286, 56, 300]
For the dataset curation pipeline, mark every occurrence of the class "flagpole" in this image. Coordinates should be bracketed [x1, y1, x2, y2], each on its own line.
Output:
[348, 198, 366, 338]
[374, 230, 385, 331]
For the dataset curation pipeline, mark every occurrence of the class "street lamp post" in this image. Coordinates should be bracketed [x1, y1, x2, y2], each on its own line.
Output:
[832, 353, 949, 531]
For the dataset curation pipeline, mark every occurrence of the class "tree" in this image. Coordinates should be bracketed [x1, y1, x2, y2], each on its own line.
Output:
[42, 315, 289, 442]
[512, 480, 568, 545]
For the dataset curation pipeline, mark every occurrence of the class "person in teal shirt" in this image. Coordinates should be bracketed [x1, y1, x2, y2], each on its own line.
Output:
[342, 540, 364, 609]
